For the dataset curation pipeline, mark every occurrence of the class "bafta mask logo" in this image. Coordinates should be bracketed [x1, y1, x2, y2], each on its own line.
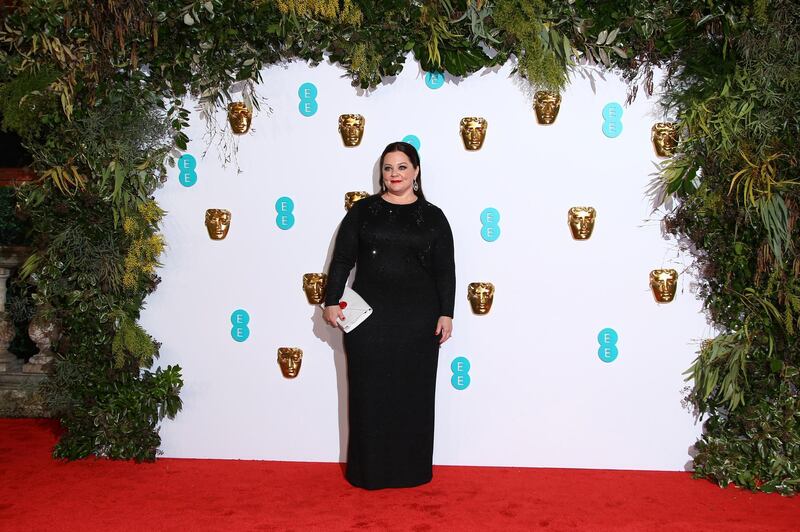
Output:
[228, 102, 252, 135]
[460, 117, 488, 151]
[277, 348, 303, 379]
[344, 191, 370, 211]
[205, 209, 232, 240]
[534, 91, 561, 125]
[302, 273, 327, 305]
[568, 207, 596, 240]
[467, 282, 495, 314]
[650, 269, 678, 303]
[651, 122, 679, 157]
[338, 114, 365, 147]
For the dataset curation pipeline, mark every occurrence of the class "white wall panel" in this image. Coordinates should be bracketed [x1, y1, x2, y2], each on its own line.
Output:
[140, 56, 709, 470]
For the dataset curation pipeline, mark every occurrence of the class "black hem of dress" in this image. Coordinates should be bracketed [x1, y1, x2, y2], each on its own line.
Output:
[346, 473, 433, 491]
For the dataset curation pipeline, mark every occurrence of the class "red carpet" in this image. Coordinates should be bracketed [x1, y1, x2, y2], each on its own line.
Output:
[1, 419, 798, 531]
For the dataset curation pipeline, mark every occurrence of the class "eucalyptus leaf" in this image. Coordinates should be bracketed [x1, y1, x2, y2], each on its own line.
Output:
[598, 47, 610, 66]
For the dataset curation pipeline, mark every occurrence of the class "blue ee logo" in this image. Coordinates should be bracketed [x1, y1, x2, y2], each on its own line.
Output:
[275, 196, 295, 230]
[231, 309, 250, 342]
[298, 82, 318, 117]
[425, 71, 445, 90]
[602, 102, 623, 138]
[402, 134, 421, 151]
[451, 357, 471, 390]
[177, 154, 197, 187]
[597, 328, 619, 363]
[480, 208, 501, 242]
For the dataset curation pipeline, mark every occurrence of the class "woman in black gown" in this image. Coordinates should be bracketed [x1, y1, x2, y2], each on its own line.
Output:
[323, 141, 456, 490]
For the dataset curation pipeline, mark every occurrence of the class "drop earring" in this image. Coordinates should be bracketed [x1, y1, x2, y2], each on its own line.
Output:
[413, 180, 419, 192]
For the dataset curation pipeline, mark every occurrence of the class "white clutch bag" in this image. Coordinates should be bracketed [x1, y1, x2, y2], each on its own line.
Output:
[322, 286, 373, 333]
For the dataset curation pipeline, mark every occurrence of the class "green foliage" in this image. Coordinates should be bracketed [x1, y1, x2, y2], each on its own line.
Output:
[121, 201, 166, 291]
[640, 0, 800, 493]
[0, 188, 28, 245]
[412, 2, 493, 78]
[0, 0, 185, 461]
[492, 0, 565, 91]
[0, 68, 60, 138]
[685, 332, 752, 413]
[755, 195, 791, 265]
[111, 310, 159, 369]
[274, 0, 362, 25]
[693, 380, 800, 495]
[45, 350, 183, 461]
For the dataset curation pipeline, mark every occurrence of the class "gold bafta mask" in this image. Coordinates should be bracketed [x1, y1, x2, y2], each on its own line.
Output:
[228, 102, 252, 135]
[302, 273, 327, 304]
[534, 91, 561, 125]
[568, 207, 596, 240]
[460, 117, 488, 151]
[277, 348, 303, 379]
[344, 191, 370, 211]
[467, 282, 495, 314]
[338, 114, 365, 147]
[651, 123, 679, 157]
[205, 209, 232, 240]
[650, 269, 678, 303]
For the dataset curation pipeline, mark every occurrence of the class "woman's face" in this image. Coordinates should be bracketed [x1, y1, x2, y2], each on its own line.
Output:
[382, 151, 419, 196]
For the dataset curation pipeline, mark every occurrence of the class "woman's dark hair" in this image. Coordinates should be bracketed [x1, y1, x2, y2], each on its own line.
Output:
[379, 141, 425, 200]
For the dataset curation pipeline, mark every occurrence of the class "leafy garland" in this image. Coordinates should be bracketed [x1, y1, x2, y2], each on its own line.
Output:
[0, 0, 797, 491]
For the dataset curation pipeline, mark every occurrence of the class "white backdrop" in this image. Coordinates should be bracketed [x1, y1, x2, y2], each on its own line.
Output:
[140, 55, 711, 470]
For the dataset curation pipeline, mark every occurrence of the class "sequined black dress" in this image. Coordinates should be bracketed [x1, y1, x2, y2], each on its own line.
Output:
[325, 194, 456, 490]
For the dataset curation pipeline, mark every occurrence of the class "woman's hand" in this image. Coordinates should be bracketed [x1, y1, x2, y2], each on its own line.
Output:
[436, 316, 453, 344]
[323, 304, 345, 328]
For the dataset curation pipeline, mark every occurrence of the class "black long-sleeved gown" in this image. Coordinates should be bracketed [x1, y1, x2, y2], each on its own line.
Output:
[325, 194, 456, 490]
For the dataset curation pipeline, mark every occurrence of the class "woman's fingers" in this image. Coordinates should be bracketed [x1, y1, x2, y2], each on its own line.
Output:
[436, 316, 453, 343]
[323, 306, 343, 327]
